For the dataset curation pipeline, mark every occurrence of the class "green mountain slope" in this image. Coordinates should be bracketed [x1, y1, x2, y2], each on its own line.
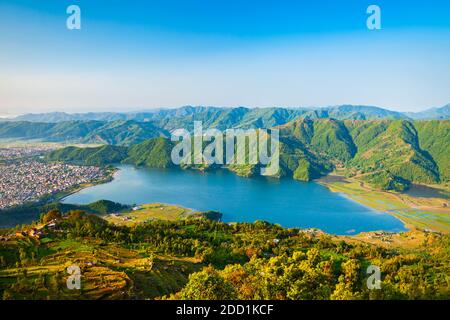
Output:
[347, 120, 441, 187]
[277, 119, 448, 188]
[0, 120, 166, 146]
[83, 120, 168, 146]
[46, 145, 128, 166]
[47, 137, 175, 169]
[123, 137, 175, 168]
[415, 120, 450, 182]
[277, 137, 330, 181]
[0, 121, 104, 141]
[279, 119, 356, 163]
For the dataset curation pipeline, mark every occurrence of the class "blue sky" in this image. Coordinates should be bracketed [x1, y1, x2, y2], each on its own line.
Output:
[0, 0, 449, 114]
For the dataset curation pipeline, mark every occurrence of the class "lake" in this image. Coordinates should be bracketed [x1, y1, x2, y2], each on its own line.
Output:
[63, 165, 407, 235]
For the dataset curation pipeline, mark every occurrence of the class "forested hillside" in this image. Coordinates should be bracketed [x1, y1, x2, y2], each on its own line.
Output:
[123, 137, 175, 168]
[345, 120, 442, 188]
[44, 119, 449, 191]
[0, 121, 104, 141]
[46, 145, 128, 166]
[0, 120, 168, 146]
[414, 121, 450, 181]
[277, 119, 448, 189]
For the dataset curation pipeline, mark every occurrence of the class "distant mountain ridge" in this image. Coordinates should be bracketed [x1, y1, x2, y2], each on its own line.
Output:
[404, 104, 450, 120]
[9, 104, 450, 124]
[1, 104, 449, 147]
[0, 120, 169, 146]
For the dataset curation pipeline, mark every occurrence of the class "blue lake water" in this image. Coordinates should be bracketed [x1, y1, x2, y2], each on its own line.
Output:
[62, 165, 407, 235]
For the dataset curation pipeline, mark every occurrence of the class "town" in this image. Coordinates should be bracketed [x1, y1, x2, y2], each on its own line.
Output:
[0, 159, 108, 210]
[0, 146, 55, 160]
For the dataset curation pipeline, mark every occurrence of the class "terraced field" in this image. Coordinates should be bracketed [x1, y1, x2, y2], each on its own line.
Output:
[0, 235, 201, 300]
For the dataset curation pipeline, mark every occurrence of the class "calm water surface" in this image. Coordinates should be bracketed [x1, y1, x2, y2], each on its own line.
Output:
[63, 165, 407, 235]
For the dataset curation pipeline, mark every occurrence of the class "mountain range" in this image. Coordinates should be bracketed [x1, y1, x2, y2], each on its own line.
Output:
[1, 105, 448, 191]
[8, 104, 450, 124]
[1, 104, 448, 146]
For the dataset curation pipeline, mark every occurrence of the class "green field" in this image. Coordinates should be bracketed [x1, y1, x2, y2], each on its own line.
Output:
[320, 177, 450, 234]
[103, 203, 199, 226]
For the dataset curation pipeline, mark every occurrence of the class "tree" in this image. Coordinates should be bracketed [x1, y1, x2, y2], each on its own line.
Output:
[19, 247, 28, 266]
[331, 275, 362, 300]
[0, 255, 6, 267]
[178, 266, 236, 300]
[341, 259, 361, 288]
[41, 210, 62, 224]
[2, 290, 13, 300]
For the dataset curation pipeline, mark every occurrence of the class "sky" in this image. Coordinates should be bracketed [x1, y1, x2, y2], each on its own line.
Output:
[0, 0, 449, 115]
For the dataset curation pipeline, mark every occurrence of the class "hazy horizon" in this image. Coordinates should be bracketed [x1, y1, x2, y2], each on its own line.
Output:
[1, 103, 449, 119]
[1, 1, 449, 114]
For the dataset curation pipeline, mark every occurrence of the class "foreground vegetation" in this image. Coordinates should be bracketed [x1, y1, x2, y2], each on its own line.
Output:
[0, 205, 448, 300]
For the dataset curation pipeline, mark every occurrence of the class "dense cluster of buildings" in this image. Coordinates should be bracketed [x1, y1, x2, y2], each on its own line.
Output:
[0, 160, 107, 209]
[0, 146, 55, 160]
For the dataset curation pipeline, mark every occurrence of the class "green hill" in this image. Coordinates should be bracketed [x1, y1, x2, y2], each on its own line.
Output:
[0, 120, 167, 146]
[279, 118, 356, 163]
[41, 200, 129, 215]
[83, 120, 169, 146]
[0, 120, 104, 141]
[347, 120, 441, 186]
[276, 137, 330, 181]
[123, 137, 175, 168]
[46, 137, 175, 169]
[275, 119, 448, 188]
[46, 145, 128, 166]
[415, 120, 450, 182]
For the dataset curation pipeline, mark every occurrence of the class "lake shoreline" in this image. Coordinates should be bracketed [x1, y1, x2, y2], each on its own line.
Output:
[5, 161, 443, 235]
[317, 175, 450, 234]
[62, 164, 407, 235]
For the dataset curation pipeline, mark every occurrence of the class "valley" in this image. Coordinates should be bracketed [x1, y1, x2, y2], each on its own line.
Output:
[0, 106, 448, 301]
[1, 108, 448, 234]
